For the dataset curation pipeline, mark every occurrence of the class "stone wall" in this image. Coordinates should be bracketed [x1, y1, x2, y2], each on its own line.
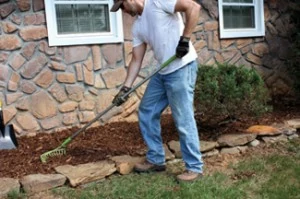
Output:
[0, 0, 296, 135]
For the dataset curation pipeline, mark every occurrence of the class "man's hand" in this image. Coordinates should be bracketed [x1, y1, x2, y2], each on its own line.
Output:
[112, 86, 131, 106]
[176, 36, 190, 58]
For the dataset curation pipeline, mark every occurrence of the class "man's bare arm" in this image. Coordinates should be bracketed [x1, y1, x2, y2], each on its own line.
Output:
[123, 43, 147, 88]
[175, 0, 201, 38]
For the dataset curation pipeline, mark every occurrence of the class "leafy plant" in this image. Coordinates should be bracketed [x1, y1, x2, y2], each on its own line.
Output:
[194, 63, 271, 123]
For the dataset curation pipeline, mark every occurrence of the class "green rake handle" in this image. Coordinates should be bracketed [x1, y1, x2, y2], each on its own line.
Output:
[40, 55, 176, 163]
[66, 55, 176, 143]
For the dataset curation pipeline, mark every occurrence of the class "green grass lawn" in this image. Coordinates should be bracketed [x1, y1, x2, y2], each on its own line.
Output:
[8, 138, 300, 199]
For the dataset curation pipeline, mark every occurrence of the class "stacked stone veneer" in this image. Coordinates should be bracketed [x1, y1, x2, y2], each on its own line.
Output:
[0, 0, 296, 135]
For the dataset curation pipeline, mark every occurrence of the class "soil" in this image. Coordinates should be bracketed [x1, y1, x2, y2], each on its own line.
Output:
[0, 103, 299, 179]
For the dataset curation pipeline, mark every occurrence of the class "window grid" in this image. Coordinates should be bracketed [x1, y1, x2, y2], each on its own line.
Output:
[56, 4, 110, 34]
[45, 0, 123, 46]
[223, 6, 255, 29]
[218, 0, 265, 39]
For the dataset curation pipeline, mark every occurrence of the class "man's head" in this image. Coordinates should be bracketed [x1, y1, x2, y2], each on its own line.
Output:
[110, 0, 124, 12]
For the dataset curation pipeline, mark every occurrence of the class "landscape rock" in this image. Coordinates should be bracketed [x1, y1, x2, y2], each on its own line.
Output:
[272, 123, 297, 135]
[201, 140, 218, 152]
[55, 160, 116, 187]
[220, 146, 248, 154]
[261, 134, 288, 143]
[248, 139, 260, 147]
[220, 147, 240, 154]
[164, 144, 175, 160]
[217, 133, 257, 147]
[202, 149, 219, 158]
[110, 155, 145, 175]
[246, 125, 281, 135]
[0, 178, 20, 198]
[20, 174, 66, 194]
[237, 146, 249, 153]
[285, 119, 300, 129]
[168, 140, 181, 158]
[168, 140, 219, 157]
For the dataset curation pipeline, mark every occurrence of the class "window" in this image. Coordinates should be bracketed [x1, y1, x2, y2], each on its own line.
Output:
[45, 0, 123, 46]
[218, 0, 265, 39]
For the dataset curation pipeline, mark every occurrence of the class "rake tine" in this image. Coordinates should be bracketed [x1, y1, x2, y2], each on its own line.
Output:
[40, 137, 72, 163]
[40, 146, 66, 163]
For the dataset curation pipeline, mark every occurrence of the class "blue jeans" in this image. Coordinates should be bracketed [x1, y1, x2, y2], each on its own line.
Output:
[138, 60, 203, 173]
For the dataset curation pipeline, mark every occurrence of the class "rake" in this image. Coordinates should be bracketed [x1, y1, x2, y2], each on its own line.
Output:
[40, 55, 177, 163]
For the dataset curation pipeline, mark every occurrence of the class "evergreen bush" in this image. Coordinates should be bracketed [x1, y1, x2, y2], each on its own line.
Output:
[194, 63, 272, 123]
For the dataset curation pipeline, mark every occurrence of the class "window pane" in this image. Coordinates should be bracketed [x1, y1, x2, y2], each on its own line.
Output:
[223, 6, 255, 28]
[223, 0, 253, 3]
[56, 4, 110, 34]
[93, 5, 110, 32]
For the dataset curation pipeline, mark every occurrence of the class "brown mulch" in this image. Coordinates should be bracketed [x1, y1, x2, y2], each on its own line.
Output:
[0, 104, 299, 179]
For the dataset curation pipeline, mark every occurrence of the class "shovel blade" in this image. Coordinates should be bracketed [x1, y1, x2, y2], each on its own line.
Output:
[0, 124, 18, 150]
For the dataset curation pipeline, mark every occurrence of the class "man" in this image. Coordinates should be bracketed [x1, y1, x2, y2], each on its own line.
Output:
[110, 0, 203, 182]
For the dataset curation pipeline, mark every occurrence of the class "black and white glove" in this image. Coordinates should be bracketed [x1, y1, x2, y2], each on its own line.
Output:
[112, 86, 131, 106]
[176, 36, 190, 58]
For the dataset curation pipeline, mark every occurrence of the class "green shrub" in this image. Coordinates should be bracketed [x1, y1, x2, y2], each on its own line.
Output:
[194, 63, 272, 123]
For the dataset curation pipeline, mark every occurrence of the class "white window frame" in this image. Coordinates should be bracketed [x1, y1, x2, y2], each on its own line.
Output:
[44, 0, 124, 46]
[218, 0, 265, 39]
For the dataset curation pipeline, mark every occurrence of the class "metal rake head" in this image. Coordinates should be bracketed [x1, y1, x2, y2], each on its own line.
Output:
[40, 146, 66, 163]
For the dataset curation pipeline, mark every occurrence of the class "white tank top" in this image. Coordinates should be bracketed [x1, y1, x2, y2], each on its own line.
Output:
[132, 0, 197, 75]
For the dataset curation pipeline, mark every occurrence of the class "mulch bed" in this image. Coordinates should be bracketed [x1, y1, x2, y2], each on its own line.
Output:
[0, 104, 299, 179]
